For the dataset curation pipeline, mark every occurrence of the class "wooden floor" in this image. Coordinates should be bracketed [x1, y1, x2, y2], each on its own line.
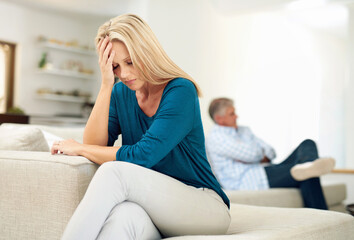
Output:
[332, 169, 354, 174]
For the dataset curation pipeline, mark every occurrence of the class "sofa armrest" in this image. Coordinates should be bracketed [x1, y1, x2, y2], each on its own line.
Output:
[0, 150, 98, 240]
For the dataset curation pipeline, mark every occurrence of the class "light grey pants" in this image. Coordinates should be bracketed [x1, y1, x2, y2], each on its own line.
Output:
[97, 201, 161, 240]
[62, 161, 231, 239]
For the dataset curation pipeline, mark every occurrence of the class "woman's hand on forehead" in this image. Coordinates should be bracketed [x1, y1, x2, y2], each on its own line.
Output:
[97, 36, 116, 87]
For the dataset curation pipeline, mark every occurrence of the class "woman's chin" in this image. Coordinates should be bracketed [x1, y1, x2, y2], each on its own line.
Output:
[124, 83, 138, 91]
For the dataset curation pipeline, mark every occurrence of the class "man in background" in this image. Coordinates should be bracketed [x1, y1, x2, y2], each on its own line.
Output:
[206, 97, 335, 210]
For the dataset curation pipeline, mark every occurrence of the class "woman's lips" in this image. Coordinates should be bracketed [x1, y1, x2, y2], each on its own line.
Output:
[125, 79, 136, 85]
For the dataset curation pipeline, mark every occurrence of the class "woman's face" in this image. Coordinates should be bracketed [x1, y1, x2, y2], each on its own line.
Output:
[111, 41, 145, 91]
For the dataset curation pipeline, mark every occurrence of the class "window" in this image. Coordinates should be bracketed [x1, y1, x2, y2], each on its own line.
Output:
[0, 41, 16, 113]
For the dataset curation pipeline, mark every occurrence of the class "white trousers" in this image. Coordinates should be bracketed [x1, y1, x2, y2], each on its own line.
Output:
[62, 161, 231, 239]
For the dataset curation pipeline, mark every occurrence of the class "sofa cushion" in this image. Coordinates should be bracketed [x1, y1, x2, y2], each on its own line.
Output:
[226, 188, 303, 208]
[0, 126, 49, 152]
[225, 183, 346, 212]
[165, 204, 354, 240]
[322, 183, 347, 207]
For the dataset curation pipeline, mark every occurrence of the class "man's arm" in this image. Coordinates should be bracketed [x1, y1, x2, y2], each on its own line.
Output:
[255, 137, 276, 161]
[207, 129, 264, 163]
[244, 127, 276, 161]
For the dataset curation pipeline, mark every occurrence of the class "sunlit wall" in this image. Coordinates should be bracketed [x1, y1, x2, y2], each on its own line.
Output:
[217, 4, 348, 166]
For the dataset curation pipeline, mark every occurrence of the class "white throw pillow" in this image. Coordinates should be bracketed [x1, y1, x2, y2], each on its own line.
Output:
[0, 123, 64, 148]
[0, 127, 50, 152]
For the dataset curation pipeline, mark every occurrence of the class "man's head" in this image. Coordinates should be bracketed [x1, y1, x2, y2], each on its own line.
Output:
[209, 98, 238, 128]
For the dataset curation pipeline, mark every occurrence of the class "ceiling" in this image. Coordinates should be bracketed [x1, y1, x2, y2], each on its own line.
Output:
[3, 0, 354, 20]
[4, 0, 349, 17]
[2, 0, 144, 17]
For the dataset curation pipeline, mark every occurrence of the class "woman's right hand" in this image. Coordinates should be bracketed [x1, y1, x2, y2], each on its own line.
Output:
[97, 36, 116, 87]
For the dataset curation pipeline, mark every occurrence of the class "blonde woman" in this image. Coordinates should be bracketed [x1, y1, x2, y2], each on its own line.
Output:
[52, 14, 230, 239]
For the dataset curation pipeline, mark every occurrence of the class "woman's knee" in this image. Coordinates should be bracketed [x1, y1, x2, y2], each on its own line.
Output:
[113, 202, 150, 222]
[96, 161, 134, 177]
[98, 202, 161, 240]
[92, 161, 128, 186]
[93, 161, 144, 188]
[94, 161, 116, 179]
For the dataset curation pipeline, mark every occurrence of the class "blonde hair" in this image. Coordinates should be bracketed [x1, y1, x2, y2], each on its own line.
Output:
[95, 14, 202, 96]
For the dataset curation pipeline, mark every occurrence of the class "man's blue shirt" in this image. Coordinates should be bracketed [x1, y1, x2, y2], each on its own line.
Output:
[107, 78, 229, 208]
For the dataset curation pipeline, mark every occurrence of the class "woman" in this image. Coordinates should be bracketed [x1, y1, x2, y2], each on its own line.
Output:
[52, 14, 230, 239]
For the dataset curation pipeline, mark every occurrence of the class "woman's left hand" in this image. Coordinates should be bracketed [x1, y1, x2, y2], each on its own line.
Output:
[51, 139, 82, 156]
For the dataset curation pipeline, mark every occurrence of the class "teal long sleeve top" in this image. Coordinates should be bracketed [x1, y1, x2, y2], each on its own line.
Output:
[108, 78, 229, 208]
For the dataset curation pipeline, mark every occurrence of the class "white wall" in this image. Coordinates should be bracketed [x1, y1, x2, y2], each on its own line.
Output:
[219, 5, 349, 166]
[145, 0, 224, 133]
[316, 31, 347, 168]
[346, 5, 354, 169]
[143, 1, 350, 167]
[0, 1, 105, 116]
[219, 10, 347, 164]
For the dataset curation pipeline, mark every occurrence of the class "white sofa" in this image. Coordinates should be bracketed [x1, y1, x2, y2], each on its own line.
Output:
[0, 123, 353, 240]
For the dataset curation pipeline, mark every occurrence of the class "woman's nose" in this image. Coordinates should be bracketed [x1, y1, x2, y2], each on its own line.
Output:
[120, 67, 129, 78]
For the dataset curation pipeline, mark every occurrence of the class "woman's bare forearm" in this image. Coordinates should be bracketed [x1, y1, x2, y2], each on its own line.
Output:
[84, 85, 113, 146]
[79, 144, 120, 165]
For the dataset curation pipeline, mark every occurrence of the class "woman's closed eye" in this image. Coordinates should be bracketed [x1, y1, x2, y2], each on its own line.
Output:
[113, 61, 132, 70]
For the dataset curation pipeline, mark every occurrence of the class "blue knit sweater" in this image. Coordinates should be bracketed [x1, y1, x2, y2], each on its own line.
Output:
[108, 78, 229, 208]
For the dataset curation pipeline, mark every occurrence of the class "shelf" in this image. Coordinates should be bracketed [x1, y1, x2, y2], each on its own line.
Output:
[36, 93, 89, 103]
[38, 68, 95, 80]
[39, 42, 96, 56]
[30, 114, 87, 127]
